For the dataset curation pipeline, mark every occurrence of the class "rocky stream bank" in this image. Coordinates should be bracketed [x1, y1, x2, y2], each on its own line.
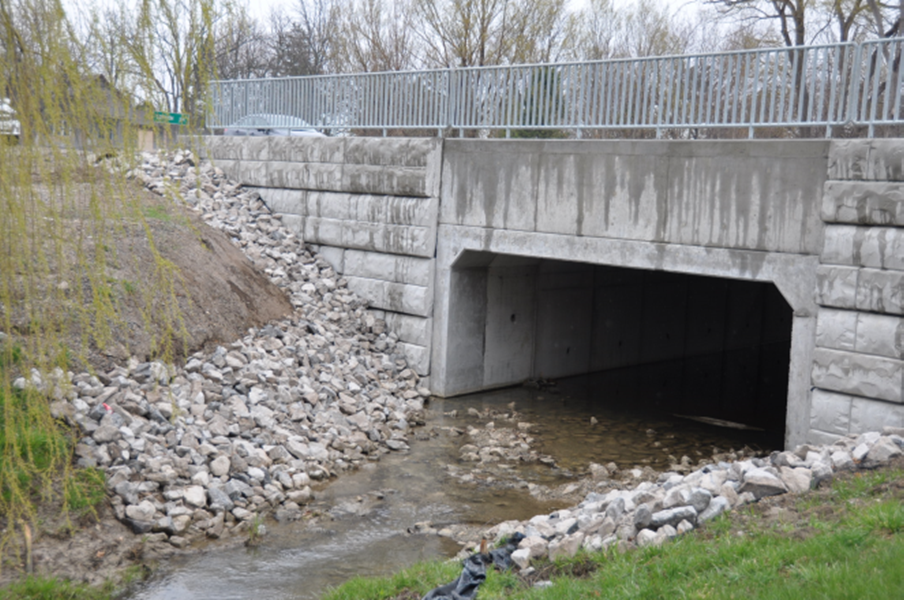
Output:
[9, 149, 429, 583]
[439, 427, 904, 579]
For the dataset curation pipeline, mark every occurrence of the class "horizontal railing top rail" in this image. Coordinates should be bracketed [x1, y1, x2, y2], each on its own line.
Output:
[209, 38, 904, 138]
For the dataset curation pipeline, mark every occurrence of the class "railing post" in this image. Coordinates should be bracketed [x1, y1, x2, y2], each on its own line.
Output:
[445, 67, 457, 136]
[848, 42, 863, 130]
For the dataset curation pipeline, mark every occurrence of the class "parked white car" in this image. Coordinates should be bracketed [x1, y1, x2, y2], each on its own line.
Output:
[223, 114, 325, 137]
[0, 98, 21, 141]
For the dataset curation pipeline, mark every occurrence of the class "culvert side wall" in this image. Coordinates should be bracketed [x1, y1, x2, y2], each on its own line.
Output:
[451, 258, 793, 435]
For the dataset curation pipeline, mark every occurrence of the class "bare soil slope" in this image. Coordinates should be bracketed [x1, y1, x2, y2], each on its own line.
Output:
[6, 181, 293, 372]
[94, 187, 294, 368]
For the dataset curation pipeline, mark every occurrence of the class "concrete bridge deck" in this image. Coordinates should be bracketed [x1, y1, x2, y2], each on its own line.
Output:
[202, 136, 904, 448]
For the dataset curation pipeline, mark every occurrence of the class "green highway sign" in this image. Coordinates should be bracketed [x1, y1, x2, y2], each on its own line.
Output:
[153, 111, 188, 125]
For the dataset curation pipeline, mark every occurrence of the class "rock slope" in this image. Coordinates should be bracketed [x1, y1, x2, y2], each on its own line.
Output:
[473, 428, 904, 571]
[24, 150, 427, 548]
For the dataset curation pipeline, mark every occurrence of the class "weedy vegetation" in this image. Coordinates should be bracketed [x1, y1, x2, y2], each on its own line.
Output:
[0, 0, 214, 577]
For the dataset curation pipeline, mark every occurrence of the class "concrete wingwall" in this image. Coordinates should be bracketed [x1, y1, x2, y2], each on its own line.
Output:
[809, 140, 904, 444]
[201, 135, 904, 449]
[201, 136, 442, 378]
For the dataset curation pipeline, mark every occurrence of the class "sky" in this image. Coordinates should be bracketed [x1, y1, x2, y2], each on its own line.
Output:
[68, 0, 694, 26]
[246, 0, 589, 20]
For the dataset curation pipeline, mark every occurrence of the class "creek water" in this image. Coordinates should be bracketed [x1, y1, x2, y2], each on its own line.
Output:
[127, 362, 780, 600]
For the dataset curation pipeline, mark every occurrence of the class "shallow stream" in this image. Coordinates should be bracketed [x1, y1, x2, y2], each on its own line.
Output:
[128, 365, 779, 600]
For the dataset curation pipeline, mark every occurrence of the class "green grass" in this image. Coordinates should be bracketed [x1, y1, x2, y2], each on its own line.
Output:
[0, 356, 106, 516]
[64, 467, 107, 512]
[0, 388, 71, 504]
[832, 468, 904, 502]
[141, 205, 172, 221]
[323, 471, 904, 600]
[0, 343, 23, 370]
[325, 520, 904, 600]
[105, 277, 138, 296]
[861, 501, 904, 535]
[140, 204, 189, 227]
[0, 575, 116, 600]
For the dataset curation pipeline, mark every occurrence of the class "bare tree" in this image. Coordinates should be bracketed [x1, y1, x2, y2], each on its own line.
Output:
[124, 0, 220, 118]
[413, 0, 576, 68]
[266, 0, 341, 76]
[570, 0, 704, 61]
[618, 0, 699, 56]
[506, 0, 573, 64]
[567, 0, 621, 61]
[413, 0, 514, 67]
[215, 5, 270, 80]
[864, 0, 904, 36]
[82, 6, 136, 93]
[337, 0, 421, 72]
[708, 0, 816, 47]
[827, 0, 870, 41]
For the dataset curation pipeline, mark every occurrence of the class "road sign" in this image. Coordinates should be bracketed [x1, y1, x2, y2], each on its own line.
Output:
[153, 111, 188, 125]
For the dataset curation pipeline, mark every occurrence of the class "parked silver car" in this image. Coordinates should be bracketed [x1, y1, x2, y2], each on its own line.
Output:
[223, 114, 324, 137]
[0, 98, 21, 141]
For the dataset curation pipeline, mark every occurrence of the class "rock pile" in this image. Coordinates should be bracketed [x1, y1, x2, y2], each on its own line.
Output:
[22, 149, 428, 548]
[438, 406, 558, 489]
[470, 429, 904, 569]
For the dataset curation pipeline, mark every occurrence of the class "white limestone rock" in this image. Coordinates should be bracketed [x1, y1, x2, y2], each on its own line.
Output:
[739, 468, 789, 499]
[779, 467, 813, 494]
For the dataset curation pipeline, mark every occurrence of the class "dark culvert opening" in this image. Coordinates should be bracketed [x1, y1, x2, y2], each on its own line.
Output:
[465, 256, 793, 448]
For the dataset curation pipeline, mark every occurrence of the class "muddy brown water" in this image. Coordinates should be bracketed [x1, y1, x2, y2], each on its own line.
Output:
[127, 365, 780, 600]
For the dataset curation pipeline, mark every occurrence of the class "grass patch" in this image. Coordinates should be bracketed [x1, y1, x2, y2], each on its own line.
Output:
[0, 387, 71, 505]
[121, 280, 137, 295]
[323, 467, 904, 600]
[859, 501, 904, 535]
[141, 203, 189, 228]
[326, 561, 462, 600]
[0, 575, 116, 600]
[64, 467, 107, 513]
[832, 468, 904, 502]
[0, 361, 106, 531]
[0, 343, 23, 370]
[141, 204, 172, 222]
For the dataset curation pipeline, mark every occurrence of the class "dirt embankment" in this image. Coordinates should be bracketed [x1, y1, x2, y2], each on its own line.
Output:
[84, 186, 295, 369]
[6, 172, 293, 372]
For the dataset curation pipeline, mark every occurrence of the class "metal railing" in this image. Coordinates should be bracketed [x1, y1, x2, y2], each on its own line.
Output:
[209, 38, 904, 138]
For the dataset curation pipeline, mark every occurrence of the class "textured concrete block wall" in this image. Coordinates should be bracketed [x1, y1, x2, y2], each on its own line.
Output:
[810, 140, 904, 442]
[202, 136, 442, 377]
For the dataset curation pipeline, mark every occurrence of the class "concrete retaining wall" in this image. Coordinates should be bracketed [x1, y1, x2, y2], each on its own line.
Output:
[809, 140, 904, 443]
[440, 140, 827, 254]
[203, 136, 442, 377]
